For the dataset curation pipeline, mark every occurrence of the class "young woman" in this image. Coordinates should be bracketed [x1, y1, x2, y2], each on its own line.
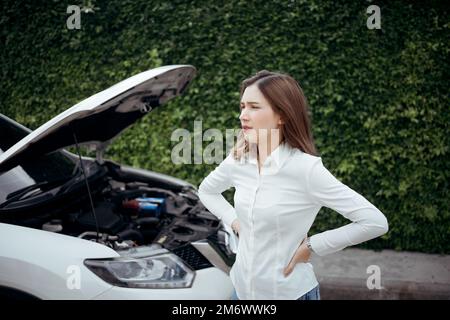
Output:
[198, 70, 389, 300]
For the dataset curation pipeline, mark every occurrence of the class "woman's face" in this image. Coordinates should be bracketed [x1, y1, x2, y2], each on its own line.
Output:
[239, 84, 282, 145]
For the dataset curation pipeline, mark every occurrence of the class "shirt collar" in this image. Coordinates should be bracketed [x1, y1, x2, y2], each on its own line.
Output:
[246, 141, 293, 173]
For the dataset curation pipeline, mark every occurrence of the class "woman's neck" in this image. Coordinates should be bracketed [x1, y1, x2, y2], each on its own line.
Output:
[256, 138, 282, 164]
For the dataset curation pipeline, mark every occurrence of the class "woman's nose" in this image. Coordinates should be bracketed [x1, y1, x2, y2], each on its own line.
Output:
[239, 109, 249, 121]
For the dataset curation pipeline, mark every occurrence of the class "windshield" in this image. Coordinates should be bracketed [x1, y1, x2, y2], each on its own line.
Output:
[0, 115, 77, 204]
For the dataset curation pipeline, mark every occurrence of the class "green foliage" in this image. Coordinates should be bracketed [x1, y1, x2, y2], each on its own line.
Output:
[1, 0, 448, 253]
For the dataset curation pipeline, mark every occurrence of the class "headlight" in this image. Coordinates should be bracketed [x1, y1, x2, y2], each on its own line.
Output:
[84, 252, 195, 288]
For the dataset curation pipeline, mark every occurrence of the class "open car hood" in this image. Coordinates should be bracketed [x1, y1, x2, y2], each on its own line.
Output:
[0, 65, 196, 173]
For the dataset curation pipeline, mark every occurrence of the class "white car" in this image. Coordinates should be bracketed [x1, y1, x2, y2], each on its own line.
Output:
[0, 65, 237, 300]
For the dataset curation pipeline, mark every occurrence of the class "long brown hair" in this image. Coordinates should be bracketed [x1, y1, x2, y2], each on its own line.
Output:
[232, 70, 319, 160]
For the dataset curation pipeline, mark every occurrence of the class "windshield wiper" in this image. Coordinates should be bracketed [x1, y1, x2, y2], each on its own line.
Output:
[2, 159, 85, 206]
[6, 181, 49, 201]
[1, 177, 71, 208]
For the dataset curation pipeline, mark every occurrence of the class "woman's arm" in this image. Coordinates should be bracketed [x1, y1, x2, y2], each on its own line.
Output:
[307, 158, 389, 256]
[198, 154, 238, 229]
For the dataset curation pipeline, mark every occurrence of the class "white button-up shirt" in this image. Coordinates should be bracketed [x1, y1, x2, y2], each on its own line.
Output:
[198, 142, 389, 300]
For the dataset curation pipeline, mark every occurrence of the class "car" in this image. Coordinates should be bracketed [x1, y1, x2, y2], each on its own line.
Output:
[0, 65, 237, 300]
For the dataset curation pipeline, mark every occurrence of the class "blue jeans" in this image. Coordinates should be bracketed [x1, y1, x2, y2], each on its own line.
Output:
[230, 284, 320, 300]
[296, 284, 320, 300]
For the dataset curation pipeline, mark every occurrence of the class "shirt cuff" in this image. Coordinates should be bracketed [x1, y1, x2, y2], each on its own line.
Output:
[308, 234, 328, 257]
[221, 206, 238, 228]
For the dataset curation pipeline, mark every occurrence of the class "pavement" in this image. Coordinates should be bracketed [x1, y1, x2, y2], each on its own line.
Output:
[309, 248, 450, 300]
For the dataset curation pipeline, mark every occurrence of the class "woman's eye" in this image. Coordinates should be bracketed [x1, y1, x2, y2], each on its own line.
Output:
[240, 104, 259, 109]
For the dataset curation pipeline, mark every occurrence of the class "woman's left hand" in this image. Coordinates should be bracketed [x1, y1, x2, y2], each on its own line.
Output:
[283, 237, 311, 277]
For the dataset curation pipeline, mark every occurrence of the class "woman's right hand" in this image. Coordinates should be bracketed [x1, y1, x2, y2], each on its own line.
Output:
[231, 219, 240, 237]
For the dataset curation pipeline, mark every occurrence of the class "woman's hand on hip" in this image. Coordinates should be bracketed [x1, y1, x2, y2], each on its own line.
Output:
[231, 219, 240, 237]
[283, 237, 311, 277]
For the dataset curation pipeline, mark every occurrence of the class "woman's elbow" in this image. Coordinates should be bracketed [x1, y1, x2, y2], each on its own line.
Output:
[198, 180, 222, 197]
[198, 181, 208, 195]
[198, 186, 207, 201]
[380, 216, 389, 235]
[362, 209, 389, 237]
[374, 212, 389, 236]
[198, 182, 213, 203]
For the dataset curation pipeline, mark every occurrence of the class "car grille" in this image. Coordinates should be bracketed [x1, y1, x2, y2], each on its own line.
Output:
[172, 244, 213, 270]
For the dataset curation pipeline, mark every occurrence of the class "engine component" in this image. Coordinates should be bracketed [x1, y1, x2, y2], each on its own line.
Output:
[76, 202, 123, 233]
[153, 214, 220, 250]
[42, 219, 63, 233]
[136, 197, 166, 212]
[122, 199, 161, 218]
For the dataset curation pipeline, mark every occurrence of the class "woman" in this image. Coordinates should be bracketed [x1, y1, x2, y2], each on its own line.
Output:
[198, 70, 389, 300]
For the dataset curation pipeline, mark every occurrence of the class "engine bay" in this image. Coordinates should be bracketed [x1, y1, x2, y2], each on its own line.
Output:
[49, 177, 222, 252]
[0, 160, 225, 256]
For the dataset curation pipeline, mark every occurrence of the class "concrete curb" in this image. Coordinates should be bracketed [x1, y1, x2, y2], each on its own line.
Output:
[309, 248, 450, 300]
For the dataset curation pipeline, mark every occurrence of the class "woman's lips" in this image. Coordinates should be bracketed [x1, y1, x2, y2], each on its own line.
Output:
[242, 126, 252, 132]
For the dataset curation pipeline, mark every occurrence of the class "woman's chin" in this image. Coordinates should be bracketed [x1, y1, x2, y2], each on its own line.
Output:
[246, 136, 258, 144]
[243, 131, 258, 143]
